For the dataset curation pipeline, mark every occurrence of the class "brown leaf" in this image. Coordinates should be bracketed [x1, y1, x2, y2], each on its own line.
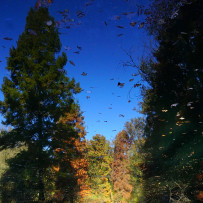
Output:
[130, 22, 137, 27]
[116, 25, 124, 29]
[69, 60, 75, 66]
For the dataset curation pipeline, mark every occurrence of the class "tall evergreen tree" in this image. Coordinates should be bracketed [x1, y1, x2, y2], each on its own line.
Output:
[0, 6, 80, 202]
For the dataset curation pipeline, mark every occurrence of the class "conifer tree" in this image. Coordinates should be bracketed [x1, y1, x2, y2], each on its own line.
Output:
[0, 6, 80, 202]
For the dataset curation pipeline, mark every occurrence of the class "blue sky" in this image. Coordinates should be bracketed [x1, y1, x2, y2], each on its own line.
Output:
[0, 0, 151, 141]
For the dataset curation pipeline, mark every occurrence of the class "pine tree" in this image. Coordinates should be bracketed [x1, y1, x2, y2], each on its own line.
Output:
[0, 6, 80, 202]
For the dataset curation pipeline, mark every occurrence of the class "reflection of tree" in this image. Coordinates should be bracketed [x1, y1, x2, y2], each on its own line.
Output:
[140, 0, 202, 201]
[112, 130, 133, 203]
[0, 6, 81, 202]
[85, 134, 112, 202]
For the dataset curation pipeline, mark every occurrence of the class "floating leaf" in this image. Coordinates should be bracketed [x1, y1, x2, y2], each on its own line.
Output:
[139, 22, 144, 28]
[116, 25, 124, 29]
[134, 83, 141, 87]
[117, 82, 125, 87]
[46, 20, 52, 26]
[130, 22, 137, 27]
[69, 60, 75, 66]
[3, 37, 13, 40]
[77, 45, 82, 50]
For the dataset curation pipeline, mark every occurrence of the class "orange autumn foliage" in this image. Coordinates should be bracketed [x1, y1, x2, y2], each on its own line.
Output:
[54, 111, 90, 201]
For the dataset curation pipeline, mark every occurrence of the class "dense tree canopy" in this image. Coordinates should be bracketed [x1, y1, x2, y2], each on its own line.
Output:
[140, 0, 203, 201]
[0, 6, 81, 202]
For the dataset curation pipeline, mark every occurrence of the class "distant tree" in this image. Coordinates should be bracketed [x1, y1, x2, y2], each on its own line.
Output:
[124, 117, 146, 202]
[0, 6, 81, 202]
[86, 134, 113, 202]
[112, 130, 133, 203]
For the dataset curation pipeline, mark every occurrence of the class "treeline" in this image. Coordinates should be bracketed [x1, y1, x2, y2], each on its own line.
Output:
[0, 0, 202, 202]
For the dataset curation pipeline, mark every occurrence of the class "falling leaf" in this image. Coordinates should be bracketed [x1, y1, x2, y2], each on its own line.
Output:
[116, 25, 124, 29]
[3, 37, 13, 40]
[129, 78, 134, 82]
[132, 73, 138, 76]
[77, 45, 82, 50]
[134, 83, 141, 88]
[139, 22, 144, 28]
[130, 22, 137, 27]
[162, 110, 168, 112]
[162, 134, 166, 136]
[110, 78, 114, 80]
[111, 15, 120, 20]
[74, 51, 80, 54]
[104, 21, 108, 26]
[46, 20, 52, 26]
[187, 102, 193, 106]
[69, 60, 75, 66]
[122, 12, 128, 15]
[118, 82, 125, 87]
[180, 117, 185, 120]
[104, 121, 108, 122]
[112, 130, 117, 131]
[171, 103, 178, 107]
[128, 100, 131, 103]
[119, 114, 125, 117]
[81, 72, 87, 76]
[117, 34, 123, 37]
[77, 10, 85, 18]
[86, 96, 90, 99]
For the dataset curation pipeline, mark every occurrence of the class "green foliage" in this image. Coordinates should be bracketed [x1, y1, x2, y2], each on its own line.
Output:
[0, 7, 81, 202]
[140, 0, 203, 201]
[86, 134, 113, 202]
[125, 118, 146, 203]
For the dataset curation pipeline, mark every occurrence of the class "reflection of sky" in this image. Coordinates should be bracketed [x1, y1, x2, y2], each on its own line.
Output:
[0, 0, 151, 141]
